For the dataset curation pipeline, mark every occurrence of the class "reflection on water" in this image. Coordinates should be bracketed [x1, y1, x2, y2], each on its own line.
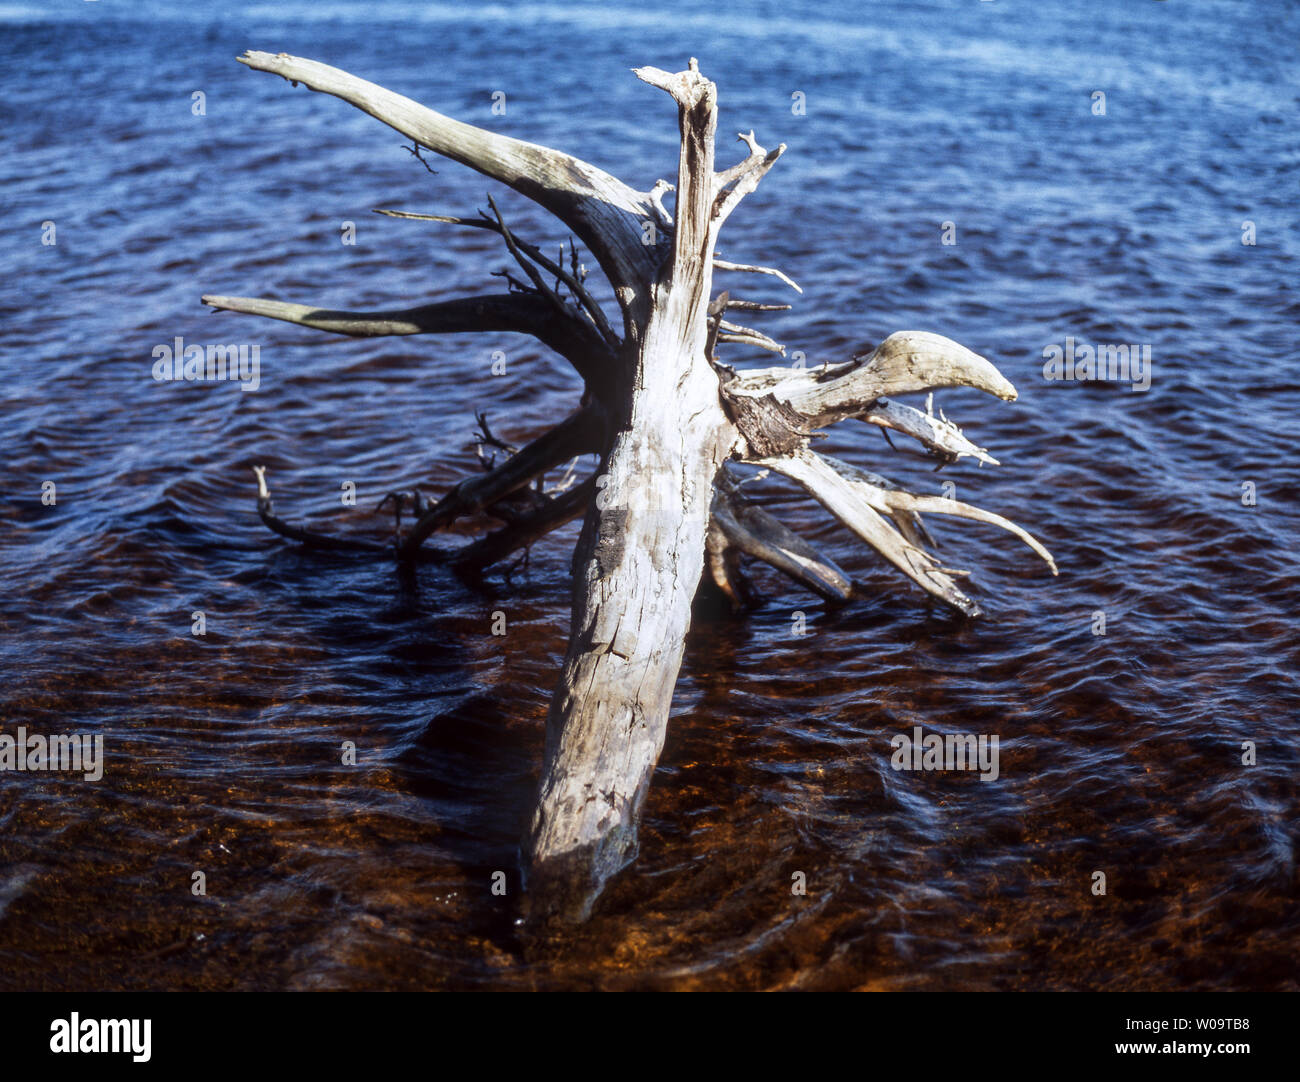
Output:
[1, 0, 1297, 989]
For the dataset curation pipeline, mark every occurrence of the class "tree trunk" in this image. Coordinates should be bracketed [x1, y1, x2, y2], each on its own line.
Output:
[524, 66, 736, 918]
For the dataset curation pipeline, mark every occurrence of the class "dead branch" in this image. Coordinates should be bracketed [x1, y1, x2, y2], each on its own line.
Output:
[755, 449, 981, 615]
[729, 331, 1017, 425]
[202, 291, 617, 401]
[373, 208, 620, 349]
[236, 51, 663, 337]
[452, 475, 595, 574]
[712, 478, 852, 602]
[397, 407, 604, 559]
[712, 256, 802, 294]
[252, 465, 392, 554]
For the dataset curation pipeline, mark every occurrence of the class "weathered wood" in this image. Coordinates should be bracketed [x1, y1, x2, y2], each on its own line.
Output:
[756, 447, 983, 616]
[252, 465, 391, 553]
[200, 292, 613, 387]
[452, 476, 596, 574]
[712, 480, 852, 603]
[808, 454, 1057, 573]
[712, 257, 802, 294]
[399, 407, 603, 558]
[371, 208, 620, 349]
[858, 397, 1000, 465]
[729, 331, 1017, 422]
[235, 51, 663, 344]
[523, 62, 744, 919]
[208, 53, 1058, 923]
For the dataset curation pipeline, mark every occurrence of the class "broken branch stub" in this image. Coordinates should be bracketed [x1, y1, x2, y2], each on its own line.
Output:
[206, 54, 1055, 923]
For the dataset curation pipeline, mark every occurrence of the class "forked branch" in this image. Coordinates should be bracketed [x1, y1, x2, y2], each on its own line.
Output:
[236, 51, 663, 335]
[397, 406, 604, 559]
[372, 208, 620, 350]
[712, 477, 852, 602]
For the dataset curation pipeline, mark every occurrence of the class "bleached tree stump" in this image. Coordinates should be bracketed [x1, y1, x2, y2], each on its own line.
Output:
[204, 52, 1056, 920]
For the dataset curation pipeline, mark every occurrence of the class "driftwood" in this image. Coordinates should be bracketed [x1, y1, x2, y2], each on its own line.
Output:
[203, 52, 1056, 920]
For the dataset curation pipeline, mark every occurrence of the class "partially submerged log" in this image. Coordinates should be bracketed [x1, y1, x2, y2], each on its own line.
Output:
[204, 51, 1057, 921]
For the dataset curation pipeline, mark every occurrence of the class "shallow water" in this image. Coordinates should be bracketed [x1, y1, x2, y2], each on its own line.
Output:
[1, 0, 1297, 990]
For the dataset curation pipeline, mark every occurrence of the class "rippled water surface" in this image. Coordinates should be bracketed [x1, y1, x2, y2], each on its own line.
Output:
[2, 0, 1298, 990]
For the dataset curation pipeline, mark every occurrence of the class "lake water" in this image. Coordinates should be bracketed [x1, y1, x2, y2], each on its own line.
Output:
[1, 0, 1297, 989]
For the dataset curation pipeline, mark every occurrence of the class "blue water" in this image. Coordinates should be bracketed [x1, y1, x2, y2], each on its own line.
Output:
[1, 0, 1297, 989]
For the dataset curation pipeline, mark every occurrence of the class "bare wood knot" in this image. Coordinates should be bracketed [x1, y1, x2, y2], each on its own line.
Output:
[720, 389, 815, 459]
